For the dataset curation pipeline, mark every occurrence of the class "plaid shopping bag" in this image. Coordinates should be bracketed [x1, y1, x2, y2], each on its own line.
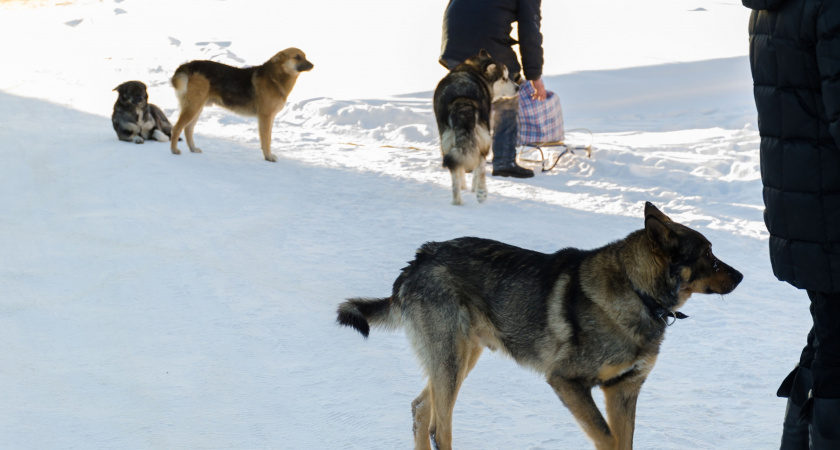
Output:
[517, 81, 564, 145]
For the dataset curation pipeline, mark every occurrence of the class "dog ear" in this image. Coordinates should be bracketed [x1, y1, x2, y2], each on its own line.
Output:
[644, 201, 672, 223]
[646, 215, 678, 255]
[486, 63, 498, 79]
[271, 52, 288, 65]
[645, 203, 678, 255]
[479, 49, 491, 58]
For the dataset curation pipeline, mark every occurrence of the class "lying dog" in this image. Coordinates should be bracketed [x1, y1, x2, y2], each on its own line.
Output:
[170, 48, 313, 162]
[433, 50, 518, 205]
[337, 202, 743, 450]
[112, 80, 173, 144]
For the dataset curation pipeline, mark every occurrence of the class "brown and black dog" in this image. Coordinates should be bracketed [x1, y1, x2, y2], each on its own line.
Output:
[170, 48, 313, 162]
[337, 202, 743, 450]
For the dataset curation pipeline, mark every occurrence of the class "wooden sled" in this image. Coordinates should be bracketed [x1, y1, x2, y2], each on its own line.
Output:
[517, 128, 593, 172]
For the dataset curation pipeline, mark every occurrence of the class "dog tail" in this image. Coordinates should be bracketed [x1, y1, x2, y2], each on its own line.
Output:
[442, 99, 479, 170]
[336, 297, 398, 338]
[171, 68, 189, 104]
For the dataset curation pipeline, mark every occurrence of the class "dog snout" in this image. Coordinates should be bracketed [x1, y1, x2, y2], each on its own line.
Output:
[714, 259, 743, 294]
[298, 61, 314, 72]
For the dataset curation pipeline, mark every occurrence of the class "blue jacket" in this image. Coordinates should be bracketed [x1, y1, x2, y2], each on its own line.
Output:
[440, 0, 543, 81]
[744, 0, 840, 292]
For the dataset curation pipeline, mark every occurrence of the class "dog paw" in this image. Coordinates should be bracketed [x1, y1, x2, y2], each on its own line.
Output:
[265, 153, 277, 162]
[171, 147, 181, 155]
[153, 129, 170, 142]
[477, 190, 487, 203]
[133, 136, 145, 144]
[451, 198, 463, 206]
[189, 147, 202, 153]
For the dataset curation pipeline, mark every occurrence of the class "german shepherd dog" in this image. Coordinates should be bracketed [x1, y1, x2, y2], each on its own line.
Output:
[170, 48, 313, 162]
[337, 203, 742, 450]
[433, 50, 518, 205]
[112, 80, 173, 144]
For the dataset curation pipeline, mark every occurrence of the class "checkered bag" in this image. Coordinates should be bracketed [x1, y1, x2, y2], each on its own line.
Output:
[517, 81, 564, 145]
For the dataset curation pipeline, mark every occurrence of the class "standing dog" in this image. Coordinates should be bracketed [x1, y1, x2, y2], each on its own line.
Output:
[112, 80, 173, 144]
[170, 48, 313, 162]
[433, 50, 518, 205]
[337, 202, 743, 450]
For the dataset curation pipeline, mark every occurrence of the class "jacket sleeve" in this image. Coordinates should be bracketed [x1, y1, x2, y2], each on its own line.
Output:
[817, 0, 840, 149]
[517, 0, 544, 81]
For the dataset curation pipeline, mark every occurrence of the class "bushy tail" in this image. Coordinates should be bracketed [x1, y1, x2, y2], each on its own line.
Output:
[336, 297, 398, 338]
[171, 68, 189, 105]
[442, 98, 479, 170]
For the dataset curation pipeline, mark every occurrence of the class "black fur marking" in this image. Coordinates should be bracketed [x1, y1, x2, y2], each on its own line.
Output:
[336, 307, 370, 338]
[602, 369, 639, 388]
[336, 298, 391, 339]
[442, 153, 457, 170]
[175, 60, 256, 108]
[433, 67, 493, 134]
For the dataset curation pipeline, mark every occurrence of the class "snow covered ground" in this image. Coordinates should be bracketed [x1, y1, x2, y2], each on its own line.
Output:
[0, 0, 808, 448]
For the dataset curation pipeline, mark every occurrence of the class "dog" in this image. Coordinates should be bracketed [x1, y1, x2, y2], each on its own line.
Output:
[169, 48, 313, 162]
[433, 50, 519, 205]
[337, 202, 743, 450]
[112, 81, 173, 144]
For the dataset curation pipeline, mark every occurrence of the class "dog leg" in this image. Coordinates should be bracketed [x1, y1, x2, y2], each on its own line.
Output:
[171, 105, 202, 155]
[602, 377, 644, 450]
[475, 156, 487, 203]
[450, 169, 463, 205]
[547, 374, 615, 450]
[184, 112, 203, 153]
[258, 113, 277, 162]
[459, 170, 468, 191]
[412, 386, 433, 450]
[425, 342, 482, 450]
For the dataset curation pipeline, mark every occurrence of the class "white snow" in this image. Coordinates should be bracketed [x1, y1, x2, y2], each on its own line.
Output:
[0, 0, 806, 449]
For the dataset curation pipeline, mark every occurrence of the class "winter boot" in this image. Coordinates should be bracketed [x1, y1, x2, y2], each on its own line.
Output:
[778, 365, 812, 450]
[809, 397, 840, 450]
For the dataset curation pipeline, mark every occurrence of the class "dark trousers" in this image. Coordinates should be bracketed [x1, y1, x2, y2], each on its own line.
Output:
[490, 95, 520, 170]
[798, 290, 840, 398]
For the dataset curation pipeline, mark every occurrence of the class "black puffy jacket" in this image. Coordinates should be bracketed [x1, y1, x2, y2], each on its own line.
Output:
[440, 0, 543, 81]
[744, 0, 840, 293]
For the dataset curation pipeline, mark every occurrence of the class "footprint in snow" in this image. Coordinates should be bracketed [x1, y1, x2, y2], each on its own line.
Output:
[114, 8, 127, 15]
[64, 19, 83, 27]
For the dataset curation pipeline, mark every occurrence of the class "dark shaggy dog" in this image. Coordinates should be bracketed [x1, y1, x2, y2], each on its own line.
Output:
[433, 50, 518, 205]
[337, 202, 743, 450]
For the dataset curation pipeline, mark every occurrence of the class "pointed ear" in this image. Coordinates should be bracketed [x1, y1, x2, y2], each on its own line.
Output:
[644, 201, 672, 223]
[645, 214, 678, 255]
[479, 49, 491, 58]
[645, 203, 680, 256]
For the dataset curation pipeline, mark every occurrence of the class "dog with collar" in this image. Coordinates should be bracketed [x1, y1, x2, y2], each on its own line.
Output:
[337, 202, 743, 450]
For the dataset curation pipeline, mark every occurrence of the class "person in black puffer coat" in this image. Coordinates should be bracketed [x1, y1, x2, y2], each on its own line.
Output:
[743, 0, 840, 448]
[439, 0, 545, 179]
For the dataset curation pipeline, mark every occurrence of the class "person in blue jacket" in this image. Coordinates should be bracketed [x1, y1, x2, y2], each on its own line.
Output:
[743, 0, 840, 448]
[439, 0, 546, 179]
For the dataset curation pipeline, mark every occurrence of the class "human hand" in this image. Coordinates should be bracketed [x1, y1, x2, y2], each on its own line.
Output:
[530, 78, 547, 101]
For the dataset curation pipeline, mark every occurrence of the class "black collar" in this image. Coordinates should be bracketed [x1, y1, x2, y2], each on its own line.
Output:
[634, 288, 688, 325]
